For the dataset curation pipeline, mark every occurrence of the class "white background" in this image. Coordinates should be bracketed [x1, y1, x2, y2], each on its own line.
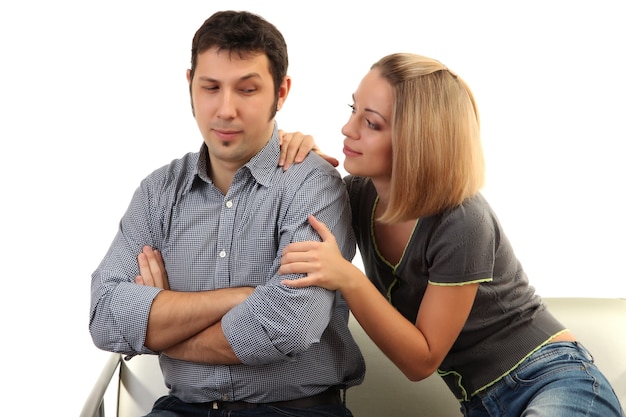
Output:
[1, 1, 624, 415]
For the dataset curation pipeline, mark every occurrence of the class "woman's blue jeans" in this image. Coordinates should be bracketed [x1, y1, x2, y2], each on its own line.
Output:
[460, 341, 625, 416]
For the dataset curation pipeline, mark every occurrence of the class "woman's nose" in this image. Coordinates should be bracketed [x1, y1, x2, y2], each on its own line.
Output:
[341, 117, 358, 140]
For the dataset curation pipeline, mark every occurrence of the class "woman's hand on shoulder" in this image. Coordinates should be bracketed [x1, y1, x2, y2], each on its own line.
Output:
[278, 130, 339, 170]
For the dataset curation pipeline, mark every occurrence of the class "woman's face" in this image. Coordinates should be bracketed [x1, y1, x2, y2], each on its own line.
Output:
[341, 68, 394, 181]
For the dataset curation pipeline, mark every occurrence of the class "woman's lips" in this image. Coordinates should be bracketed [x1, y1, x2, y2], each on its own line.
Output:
[343, 144, 361, 157]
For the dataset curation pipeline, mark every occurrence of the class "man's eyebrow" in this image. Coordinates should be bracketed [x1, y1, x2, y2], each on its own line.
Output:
[197, 73, 262, 83]
[352, 94, 388, 122]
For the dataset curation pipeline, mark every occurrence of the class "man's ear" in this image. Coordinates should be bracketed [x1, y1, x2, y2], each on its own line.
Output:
[187, 69, 195, 117]
[275, 75, 292, 112]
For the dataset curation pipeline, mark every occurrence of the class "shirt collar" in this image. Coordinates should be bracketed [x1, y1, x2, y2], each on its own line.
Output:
[194, 123, 281, 189]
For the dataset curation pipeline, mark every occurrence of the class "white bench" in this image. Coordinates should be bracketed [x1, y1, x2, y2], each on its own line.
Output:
[81, 298, 626, 417]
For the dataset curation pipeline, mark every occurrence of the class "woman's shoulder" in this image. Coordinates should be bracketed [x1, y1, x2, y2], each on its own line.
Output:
[423, 192, 497, 236]
[446, 192, 492, 218]
[343, 175, 378, 203]
[343, 175, 372, 192]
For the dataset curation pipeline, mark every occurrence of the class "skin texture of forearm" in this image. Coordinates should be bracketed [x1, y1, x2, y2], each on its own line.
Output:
[347, 284, 435, 380]
[163, 320, 241, 364]
[343, 266, 477, 381]
[144, 287, 252, 351]
[338, 268, 438, 380]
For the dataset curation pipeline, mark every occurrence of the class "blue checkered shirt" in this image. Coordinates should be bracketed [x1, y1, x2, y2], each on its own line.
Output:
[90, 127, 365, 403]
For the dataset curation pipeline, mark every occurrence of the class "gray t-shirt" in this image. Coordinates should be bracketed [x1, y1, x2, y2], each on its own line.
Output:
[345, 175, 565, 400]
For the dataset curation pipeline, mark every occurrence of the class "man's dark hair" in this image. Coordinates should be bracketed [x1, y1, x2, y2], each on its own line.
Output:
[189, 10, 289, 116]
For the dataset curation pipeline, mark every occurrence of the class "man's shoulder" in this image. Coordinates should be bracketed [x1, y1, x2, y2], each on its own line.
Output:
[271, 153, 346, 200]
[292, 152, 341, 178]
[152, 151, 197, 174]
[142, 151, 199, 188]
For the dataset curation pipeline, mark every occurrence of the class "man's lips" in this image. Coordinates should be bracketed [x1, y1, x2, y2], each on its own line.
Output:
[212, 129, 242, 141]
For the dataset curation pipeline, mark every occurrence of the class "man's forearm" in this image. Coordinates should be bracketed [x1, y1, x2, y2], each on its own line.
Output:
[163, 321, 241, 364]
[145, 287, 252, 351]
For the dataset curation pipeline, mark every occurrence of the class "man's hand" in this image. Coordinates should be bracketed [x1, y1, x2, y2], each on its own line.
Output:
[135, 245, 170, 290]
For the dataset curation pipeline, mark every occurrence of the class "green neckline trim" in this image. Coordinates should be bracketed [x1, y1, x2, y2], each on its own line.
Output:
[370, 195, 418, 272]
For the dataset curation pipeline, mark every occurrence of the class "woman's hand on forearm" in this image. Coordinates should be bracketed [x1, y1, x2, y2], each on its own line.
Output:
[280, 215, 357, 291]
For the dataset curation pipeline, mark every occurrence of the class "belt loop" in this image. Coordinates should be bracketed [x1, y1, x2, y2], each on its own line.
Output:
[574, 341, 595, 362]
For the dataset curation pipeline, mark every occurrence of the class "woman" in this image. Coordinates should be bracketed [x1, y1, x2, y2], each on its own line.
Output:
[278, 53, 624, 416]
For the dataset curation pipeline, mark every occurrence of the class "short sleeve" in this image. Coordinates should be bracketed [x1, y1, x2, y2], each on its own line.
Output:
[426, 197, 495, 285]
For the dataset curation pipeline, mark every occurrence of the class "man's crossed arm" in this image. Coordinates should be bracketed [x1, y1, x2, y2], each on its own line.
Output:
[135, 245, 254, 364]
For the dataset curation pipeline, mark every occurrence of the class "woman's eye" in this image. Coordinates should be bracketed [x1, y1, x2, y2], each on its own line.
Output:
[348, 103, 356, 113]
[366, 119, 378, 130]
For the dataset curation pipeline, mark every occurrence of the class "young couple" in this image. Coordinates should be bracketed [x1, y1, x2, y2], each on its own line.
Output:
[91, 9, 624, 417]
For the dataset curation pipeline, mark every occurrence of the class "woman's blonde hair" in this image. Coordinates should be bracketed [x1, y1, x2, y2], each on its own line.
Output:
[373, 53, 485, 222]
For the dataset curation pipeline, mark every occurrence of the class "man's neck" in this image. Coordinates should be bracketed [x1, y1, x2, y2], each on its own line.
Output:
[207, 158, 239, 195]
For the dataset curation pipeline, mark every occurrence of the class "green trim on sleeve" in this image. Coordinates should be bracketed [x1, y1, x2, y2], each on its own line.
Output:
[428, 277, 493, 287]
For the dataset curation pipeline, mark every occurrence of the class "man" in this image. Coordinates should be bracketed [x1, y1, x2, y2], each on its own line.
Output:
[89, 10, 364, 417]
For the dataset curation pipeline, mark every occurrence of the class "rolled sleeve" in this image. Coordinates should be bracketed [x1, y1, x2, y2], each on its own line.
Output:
[221, 155, 355, 365]
[223, 285, 335, 365]
[89, 176, 164, 355]
[90, 249, 162, 354]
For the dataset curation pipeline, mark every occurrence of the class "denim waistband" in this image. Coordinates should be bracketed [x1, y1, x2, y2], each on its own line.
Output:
[473, 340, 594, 400]
[531, 341, 593, 362]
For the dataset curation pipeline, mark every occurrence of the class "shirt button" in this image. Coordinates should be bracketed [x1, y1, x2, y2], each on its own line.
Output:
[219, 250, 226, 258]
[225, 200, 233, 208]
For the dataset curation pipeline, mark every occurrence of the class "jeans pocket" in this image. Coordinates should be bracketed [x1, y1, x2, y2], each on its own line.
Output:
[511, 342, 590, 385]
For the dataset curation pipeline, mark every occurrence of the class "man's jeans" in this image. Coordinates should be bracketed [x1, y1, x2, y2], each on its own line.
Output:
[143, 394, 354, 417]
[461, 341, 625, 417]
